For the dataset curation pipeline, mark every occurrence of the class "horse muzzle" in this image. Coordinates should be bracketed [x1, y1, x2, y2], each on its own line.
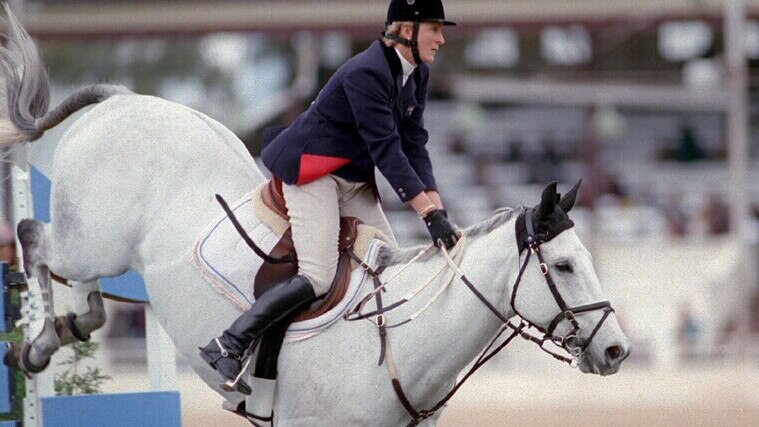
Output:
[578, 340, 632, 376]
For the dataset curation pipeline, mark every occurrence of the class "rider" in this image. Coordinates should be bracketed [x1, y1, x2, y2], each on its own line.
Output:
[200, 0, 459, 390]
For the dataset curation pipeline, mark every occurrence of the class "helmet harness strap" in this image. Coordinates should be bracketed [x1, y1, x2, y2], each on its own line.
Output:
[383, 21, 423, 65]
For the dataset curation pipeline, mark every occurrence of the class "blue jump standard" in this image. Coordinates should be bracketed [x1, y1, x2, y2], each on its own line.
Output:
[41, 391, 182, 427]
[1, 274, 16, 417]
[0, 343, 14, 415]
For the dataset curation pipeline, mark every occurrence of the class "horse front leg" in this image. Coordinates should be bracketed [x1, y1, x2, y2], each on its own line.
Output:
[54, 280, 106, 346]
[5, 219, 61, 374]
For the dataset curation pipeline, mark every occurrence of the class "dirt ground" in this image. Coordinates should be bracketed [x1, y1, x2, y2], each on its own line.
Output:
[437, 403, 759, 427]
[187, 401, 759, 427]
[174, 364, 759, 426]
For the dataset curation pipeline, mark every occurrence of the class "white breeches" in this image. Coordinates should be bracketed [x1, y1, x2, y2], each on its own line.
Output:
[282, 175, 396, 296]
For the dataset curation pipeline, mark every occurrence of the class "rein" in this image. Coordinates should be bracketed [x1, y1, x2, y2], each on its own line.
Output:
[344, 235, 465, 329]
[344, 208, 614, 426]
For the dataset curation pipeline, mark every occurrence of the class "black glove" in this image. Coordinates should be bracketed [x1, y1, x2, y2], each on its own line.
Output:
[423, 209, 459, 249]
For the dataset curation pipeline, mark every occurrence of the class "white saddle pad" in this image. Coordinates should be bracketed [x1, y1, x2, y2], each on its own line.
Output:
[192, 190, 386, 341]
[192, 191, 278, 310]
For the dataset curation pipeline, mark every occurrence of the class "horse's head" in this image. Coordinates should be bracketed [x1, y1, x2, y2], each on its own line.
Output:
[510, 180, 631, 375]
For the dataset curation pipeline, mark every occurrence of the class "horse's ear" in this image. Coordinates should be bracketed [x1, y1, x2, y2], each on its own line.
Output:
[558, 179, 582, 212]
[537, 181, 558, 220]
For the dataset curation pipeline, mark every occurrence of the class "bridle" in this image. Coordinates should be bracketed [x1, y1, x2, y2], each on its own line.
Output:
[510, 207, 615, 360]
[344, 207, 615, 426]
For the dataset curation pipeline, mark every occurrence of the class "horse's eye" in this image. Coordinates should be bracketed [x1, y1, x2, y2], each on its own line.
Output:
[556, 262, 573, 273]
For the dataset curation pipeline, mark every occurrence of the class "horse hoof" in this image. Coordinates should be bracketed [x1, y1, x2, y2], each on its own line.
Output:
[66, 312, 91, 342]
[20, 342, 50, 374]
[2, 342, 49, 376]
[3, 343, 20, 369]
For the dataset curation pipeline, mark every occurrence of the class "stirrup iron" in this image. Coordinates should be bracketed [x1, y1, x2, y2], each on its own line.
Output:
[222, 354, 254, 393]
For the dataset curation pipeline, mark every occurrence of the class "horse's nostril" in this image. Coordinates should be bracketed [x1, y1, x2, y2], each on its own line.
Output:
[605, 345, 622, 362]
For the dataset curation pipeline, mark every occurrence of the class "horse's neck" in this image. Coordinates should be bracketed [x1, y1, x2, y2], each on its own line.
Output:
[379, 219, 520, 399]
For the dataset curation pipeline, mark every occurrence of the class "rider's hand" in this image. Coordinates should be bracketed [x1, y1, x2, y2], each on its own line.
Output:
[422, 209, 459, 249]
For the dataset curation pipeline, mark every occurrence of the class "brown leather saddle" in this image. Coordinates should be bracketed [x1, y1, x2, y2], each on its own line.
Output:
[256, 178, 362, 322]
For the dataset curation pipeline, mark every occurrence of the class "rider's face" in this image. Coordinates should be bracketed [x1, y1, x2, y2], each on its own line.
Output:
[400, 22, 445, 65]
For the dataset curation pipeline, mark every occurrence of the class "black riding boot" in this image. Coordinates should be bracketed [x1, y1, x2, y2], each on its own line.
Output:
[199, 275, 316, 394]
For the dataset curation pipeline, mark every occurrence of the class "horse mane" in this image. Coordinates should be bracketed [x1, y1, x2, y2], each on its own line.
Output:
[377, 206, 524, 266]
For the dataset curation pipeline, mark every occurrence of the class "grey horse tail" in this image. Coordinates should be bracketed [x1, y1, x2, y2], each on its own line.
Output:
[33, 84, 131, 135]
[0, 4, 130, 145]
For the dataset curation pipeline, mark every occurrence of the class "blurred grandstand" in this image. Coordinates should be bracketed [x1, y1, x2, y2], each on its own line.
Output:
[2, 1, 759, 425]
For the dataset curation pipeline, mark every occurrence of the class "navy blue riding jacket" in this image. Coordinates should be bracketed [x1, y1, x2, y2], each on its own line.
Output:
[261, 39, 437, 202]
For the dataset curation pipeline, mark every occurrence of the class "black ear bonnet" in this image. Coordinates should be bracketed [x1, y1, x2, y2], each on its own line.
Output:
[515, 180, 581, 252]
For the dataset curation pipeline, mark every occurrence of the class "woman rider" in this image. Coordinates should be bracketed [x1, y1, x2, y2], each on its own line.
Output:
[200, 0, 459, 393]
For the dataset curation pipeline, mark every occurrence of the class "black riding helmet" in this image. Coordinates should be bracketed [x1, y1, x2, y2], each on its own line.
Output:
[384, 0, 456, 64]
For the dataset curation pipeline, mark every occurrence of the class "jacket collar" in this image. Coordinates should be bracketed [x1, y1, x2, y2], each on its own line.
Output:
[379, 39, 403, 84]
[395, 48, 416, 86]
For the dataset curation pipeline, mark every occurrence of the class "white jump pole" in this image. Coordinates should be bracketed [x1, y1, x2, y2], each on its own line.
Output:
[10, 145, 53, 427]
[145, 305, 178, 391]
[725, 0, 750, 242]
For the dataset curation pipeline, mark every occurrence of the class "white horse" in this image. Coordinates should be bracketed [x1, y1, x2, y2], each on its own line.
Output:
[0, 7, 630, 426]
